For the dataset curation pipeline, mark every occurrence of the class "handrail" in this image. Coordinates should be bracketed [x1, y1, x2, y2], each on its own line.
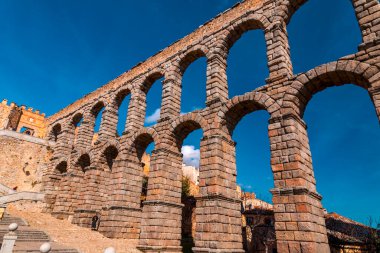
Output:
[0, 191, 45, 204]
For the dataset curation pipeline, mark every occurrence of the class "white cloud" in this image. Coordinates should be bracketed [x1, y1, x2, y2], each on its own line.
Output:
[145, 108, 160, 124]
[181, 145, 200, 168]
[238, 183, 253, 191]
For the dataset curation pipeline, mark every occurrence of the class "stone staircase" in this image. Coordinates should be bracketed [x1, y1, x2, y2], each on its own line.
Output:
[0, 213, 79, 253]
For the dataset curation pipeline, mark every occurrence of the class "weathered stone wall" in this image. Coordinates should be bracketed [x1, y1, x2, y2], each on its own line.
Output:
[43, 0, 380, 252]
[0, 131, 52, 192]
[0, 100, 12, 129]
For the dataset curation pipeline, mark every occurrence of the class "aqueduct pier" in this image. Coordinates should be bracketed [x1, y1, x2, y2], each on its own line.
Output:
[42, 0, 380, 252]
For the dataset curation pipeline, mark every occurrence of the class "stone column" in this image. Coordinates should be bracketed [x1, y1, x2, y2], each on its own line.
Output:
[126, 89, 146, 133]
[265, 21, 293, 82]
[137, 148, 183, 253]
[161, 70, 182, 120]
[369, 86, 380, 122]
[0, 223, 18, 253]
[98, 153, 144, 239]
[352, 0, 380, 48]
[52, 124, 72, 159]
[76, 112, 95, 150]
[268, 114, 330, 253]
[72, 166, 105, 228]
[193, 135, 244, 253]
[98, 105, 118, 141]
[51, 161, 84, 220]
[41, 166, 62, 213]
[206, 51, 228, 106]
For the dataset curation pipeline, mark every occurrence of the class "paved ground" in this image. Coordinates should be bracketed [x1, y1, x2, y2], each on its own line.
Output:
[6, 204, 142, 253]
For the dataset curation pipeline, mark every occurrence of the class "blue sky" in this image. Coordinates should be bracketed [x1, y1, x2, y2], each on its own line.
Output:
[0, 0, 379, 225]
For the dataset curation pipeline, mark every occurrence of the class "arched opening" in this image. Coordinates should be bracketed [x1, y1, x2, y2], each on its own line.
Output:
[20, 126, 34, 136]
[180, 52, 207, 113]
[77, 154, 91, 173]
[72, 113, 83, 147]
[287, 0, 361, 73]
[227, 29, 269, 98]
[56, 161, 67, 174]
[115, 89, 131, 136]
[91, 102, 105, 144]
[102, 146, 119, 171]
[132, 133, 155, 207]
[224, 101, 275, 253]
[143, 74, 164, 126]
[304, 84, 380, 231]
[51, 124, 62, 142]
[173, 119, 204, 253]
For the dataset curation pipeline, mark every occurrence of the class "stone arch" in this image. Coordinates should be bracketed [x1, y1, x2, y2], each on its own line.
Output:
[75, 153, 91, 173]
[90, 100, 106, 118]
[283, 60, 380, 119]
[177, 46, 210, 75]
[125, 127, 159, 161]
[89, 100, 106, 143]
[96, 139, 121, 171]
[170, 112, 209, 149]
[133, 70, 166, 127]
[71, 147, 94, 172]
[278, 0, 307, 24]
[113, 87, 132, 118]
[114, 87, 132, 107]
[281, 0, 378, 45]
[98, 139, 121, 156]
[72, 112, 83, 126]
[162, 47, 210, 118]
[219, 12, 292, 86]
[140, 71, 165, 94]
[220, 13, 268, 54]
[106, 86, 133, 136]
[218, 91, 281, 136]
[101, 145, 119, 171]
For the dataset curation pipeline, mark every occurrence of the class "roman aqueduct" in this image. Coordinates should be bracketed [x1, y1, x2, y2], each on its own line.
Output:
[42, 0, 380, 252]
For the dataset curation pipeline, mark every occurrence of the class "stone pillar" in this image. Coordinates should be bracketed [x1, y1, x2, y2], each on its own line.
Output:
[126, 89, 146, 133]
[137, 148, 183, 253]
[206, 51, 228, 106]
[41, 167, 62, 213]
[76, 112, 95, 149]
[193, 135, 244, 253]
[98, 153, 144, 239]
[161, 69, 182, 120]
[72, 166, 105, 228]
[352, 0, 380, 48]
[98, 105, 118, 140]
[369, 86, 380, 122]
[51, 162, 84, 220]
[269, 114, 330, 253]
[265, 21, 293, 82]
[52, 124, 72, 159]
[0, 223, 18, 253]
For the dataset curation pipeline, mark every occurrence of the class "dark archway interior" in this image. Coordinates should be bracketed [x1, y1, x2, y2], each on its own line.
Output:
[56, 161, 67, 174]
[51, 124, 62, 142]
[77, 154, 91, 172]
[103, 146, 119, 171]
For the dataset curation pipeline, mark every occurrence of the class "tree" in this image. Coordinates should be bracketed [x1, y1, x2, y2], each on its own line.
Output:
[182, 176, 191, 200]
